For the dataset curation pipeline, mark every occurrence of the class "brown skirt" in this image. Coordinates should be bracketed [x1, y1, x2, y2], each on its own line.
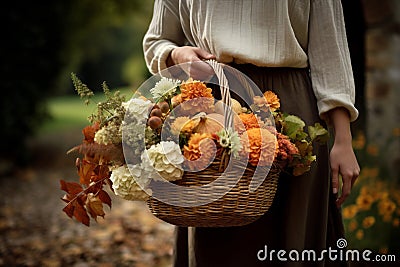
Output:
[173, 64, 347, 267]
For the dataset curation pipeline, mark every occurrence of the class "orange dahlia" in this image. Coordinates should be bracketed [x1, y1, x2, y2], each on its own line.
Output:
[183, 133, 216, 171]
[263, 91, 280, 112]
[235, 113, 263, 134]
[179, 78, 214, 114]
[240, 128, 278, 167]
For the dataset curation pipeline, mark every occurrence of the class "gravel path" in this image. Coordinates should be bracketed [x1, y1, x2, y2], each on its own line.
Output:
[0, 129, 174, 267]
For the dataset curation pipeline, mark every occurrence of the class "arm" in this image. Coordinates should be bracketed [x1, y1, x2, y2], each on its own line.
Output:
[143, 0, 215, 77]
[143, 0, 185, 74]
[308, 0, 360, 206]
[328, 107, 360, 207]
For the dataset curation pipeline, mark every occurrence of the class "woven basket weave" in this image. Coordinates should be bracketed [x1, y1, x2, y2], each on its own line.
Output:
[147, 60, 280, 227]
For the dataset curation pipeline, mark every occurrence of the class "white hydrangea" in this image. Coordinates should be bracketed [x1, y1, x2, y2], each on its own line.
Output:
[150, 77, 180, 100]
[122, 120, 147, 155]
[110, 165, 151, 201]
[141, 141, 184, 182]
[122, 98, 153, 124]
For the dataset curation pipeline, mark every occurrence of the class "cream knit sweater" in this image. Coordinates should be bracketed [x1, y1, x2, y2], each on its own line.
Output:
[143, 0, 358, 121]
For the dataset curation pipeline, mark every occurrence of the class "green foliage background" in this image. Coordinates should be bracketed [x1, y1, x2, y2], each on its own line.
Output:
[1, 1, 153, 165]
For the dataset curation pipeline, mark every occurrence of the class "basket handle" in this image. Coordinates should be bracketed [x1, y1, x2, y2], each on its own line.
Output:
[205, 60, 233, 129]
[205, 59, 256, 129]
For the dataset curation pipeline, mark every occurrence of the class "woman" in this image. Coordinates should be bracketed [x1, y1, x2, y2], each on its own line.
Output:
[143, 1, 360, 266]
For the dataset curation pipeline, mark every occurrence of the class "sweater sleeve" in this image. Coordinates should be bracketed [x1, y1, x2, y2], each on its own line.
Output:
[143, 0, 186, 74]
[308, 0, 359, 122]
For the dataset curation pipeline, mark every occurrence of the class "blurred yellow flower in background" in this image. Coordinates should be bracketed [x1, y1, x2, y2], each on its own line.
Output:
[356, 194, 374, 211]
[352, 132, 366, 150]
[378, 198, 397, 217]
[343, 205, 359, 219]
[362, 216, 376, 229]
[343, 135, 400, 253]
[392, 127, 400, 137]
[348, 220, 358, 232]
[366, 144, 379, 156]
[356, 229, 364, 240]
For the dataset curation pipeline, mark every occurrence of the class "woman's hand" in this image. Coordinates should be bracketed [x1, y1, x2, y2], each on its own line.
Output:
[167, 46, 216, 80]
[328, 108, 360, 207]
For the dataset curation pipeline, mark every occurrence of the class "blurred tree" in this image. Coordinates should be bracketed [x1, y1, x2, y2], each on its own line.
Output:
[56, 0, 152, 93]
[0, 0, 152, 171]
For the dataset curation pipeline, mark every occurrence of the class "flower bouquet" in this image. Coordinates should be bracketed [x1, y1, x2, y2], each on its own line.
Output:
[61, 61, 328, 227]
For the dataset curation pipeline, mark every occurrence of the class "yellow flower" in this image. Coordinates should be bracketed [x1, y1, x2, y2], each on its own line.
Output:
[348, 220, 358, 232]
[378, 198, 397, 216]
[183, 133, 216, 171]
[352, 132, 366, 150]
[356, 194, 374, 211]
[366, 144, 379, 156]
[359, 185, 380, 201]
[170, 116, 192, 136]
[379, 247, 389, 254]
[393, 127, 400, 137]
[362, 216, 376, 229]
[383, 214, 393, 223]
[263, 91, 280, 112]
[392, 191, 400, 206]
[342, 205, 358, 219]
[240, 128, 278, 167]
[360, 167, 379, 179]
[356, 229, 364, 240]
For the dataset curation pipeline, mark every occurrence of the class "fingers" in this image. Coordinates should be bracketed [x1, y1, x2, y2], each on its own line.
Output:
[189, 61, 215, 80]
[331, 165, 339, 195]
[336, 169, 360, 208]
[336, 174, 351, 207]
[170, 46, 216, 65]
[194, 47, 216, 60]
[169, 46, 216, 80]
[329, 142, 360, 208]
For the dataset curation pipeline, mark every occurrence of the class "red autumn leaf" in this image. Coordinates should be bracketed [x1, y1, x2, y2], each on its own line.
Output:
[82, 122, 99, 143]
[62, 201, 75, 218]
[74, 199, 91, 226]
[61, 172, 112, 226]
[86, 193, 106, 220]
[74, 143, 124, 163]
[97, 189, 112, 209]
[77, 158, 96, 186]
[60, 180, 83, 196]
[93, 164, 110, 182]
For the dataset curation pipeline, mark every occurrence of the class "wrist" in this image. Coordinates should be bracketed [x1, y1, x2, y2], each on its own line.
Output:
[329, 107, 353, 144]
[166, 49, 175, 67]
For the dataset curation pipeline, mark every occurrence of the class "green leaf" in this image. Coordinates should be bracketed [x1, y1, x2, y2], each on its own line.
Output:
[283, 115, 305, 139]
[308, 123, 329, 143]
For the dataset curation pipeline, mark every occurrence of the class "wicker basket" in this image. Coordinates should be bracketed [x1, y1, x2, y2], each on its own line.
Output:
[147, 60, 280, 227]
